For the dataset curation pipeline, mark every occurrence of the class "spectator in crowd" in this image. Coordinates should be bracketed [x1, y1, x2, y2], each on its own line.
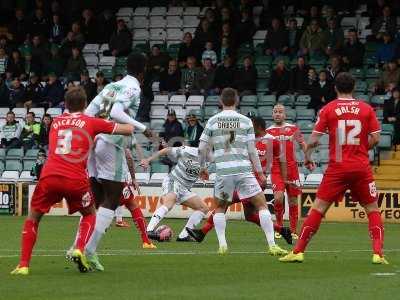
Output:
[194, 19, 217, 51]
[80, 69, 96, 102]
[59, 31, 76, 60]
[180, 56, 200, 95]
[24, 73, 44, 108]
[184, 112, 204, 147]
[0, 48, 7, 77]
[204, 8, 219, 33]
[290, 56, 310, 95]
[159, 59, 181, 95]
[160, 109, 184, 148]
[214, 55, 236, 94]
[383, 86, 400, 145]
[49, 14, 65, 44]
[219, 37, 233, 63]
[193, 58, 216, 96]
[178, 32, 197, 68]
[71, 21, 85, 48]
[43, 45, 64, 78]
[287, 18, 303, 57]
[375, 32, 396, 65]
[306, 67, 318, 91]
[30, 35, 48, 77]
[234, 56, 257, 96]
[97, 9, 116, 44]
[106, 19, 132, 57]
[269, 59, 290, 97]
[81, 9, 98, 43]
[221, 22, 236, 48]
[0, 77, 9, 107]
[64, 47, 86, 81]
[0, 111, 22, 149]
[342, 29, 365, 69]
[95, 71, 109, 94]
[6, 50, 25, 80]
[41, 72, 64, 107]
[264, 18, 289, 58]
[147, 45, 170, 79]
[325, 18, 344, 56]
[202, 41, 218, 66]
[30, 8, 49, 37]
[375, 60, 400, 94]
[8, 77, 26, 107]
[0, 36, 12, 57]
[8, 9, 29, 45]
[309, 70, 335, 112]
[38, 113, 52, 149]
[326, 55, 345, 81]
[303, 5, 324, 28]
[372, 6, 397, 40]
[21, 111, 41, 150]
[299, 19, 327, 58]
[235, 9, 256, 46]
[367, 0, 387, 23]
[31, 149, 46, 179]
[220, 7, 234, 29]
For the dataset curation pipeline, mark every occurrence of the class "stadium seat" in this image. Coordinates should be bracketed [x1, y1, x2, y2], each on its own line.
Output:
[84, 55, 99, 67]
[240, 95, 257, 107]
[0, 148, 5, 160]
[2, 171, 20, 181]
[150, 120, 165, 132]
[149, 16, 166, 28]
[370, 95, 386, 107]
[365, 68, 381, 79]
[12, 108, 26, 118]
[184, 7, 200, 15]
[350, 68, 365, 80]
[296, 95, 311, 106]
[167, 7, 184, 16]
[183, 15, 199, 28]
[256, 65, 271, 79]
[149, 28, 167, 41]
[304, 173, 323, 186]
[285, 109, 296, 121]
[297, 120, 314, 132]
[133, 29, 150, 41]
[169, 95, 186, 107]
[354, 94, 370, 103]
[258, 106, 273, 118]
[153, 94, 169, 106]
[254, 55, 272, 66]
[205, 95, 219, 106]
[256, 80, 268, 93]
[150, 7, 167, 16]
[340, 17, 357, 28]
[133, 16, 149, 29]
[278, 95, 294, 106]
[7, 148, 24, 159]
[240, 106, 258, 117]
[166, 16, 183, 28]
[5, 160, 22, 172]
[23, 160, 35, 171]
[19, 170, 34, 181]
[150, 107, 168, 119]
[29, 108, 45, 118]
[134, 7, 150, 16]
[253, 30, 267, 45]
[135, 172, 150, 184]
[204, 107, 220, 119]
[0, 107, 9, 117]
[296, 108, 315, 120]
[258, 95, 276, 106]
[381, 123, 394, 136]
[378, 133, 392, 149]
[186, 95, 204, 107]
[82, 44, 99, 54]
[117, 7, 134, 17]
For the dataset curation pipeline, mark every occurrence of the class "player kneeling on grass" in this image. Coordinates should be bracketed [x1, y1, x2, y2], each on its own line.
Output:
[198, 88, 287, 256]
[11, 87, 135, 275]
[140, 146, 209, 242]
[280, 72, 388, 264]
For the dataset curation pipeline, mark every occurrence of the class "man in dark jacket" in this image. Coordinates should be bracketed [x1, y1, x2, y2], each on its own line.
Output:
[159, 59, 181, 95]
[372, 6, 397, 41]
[234, 56, 257, 96]
[193, 58, 215, 96]
[213, 55, 236, 94]
[41, 72, 64, 107]
[107, 19, 132, 57]
[342, 29, 365, 68]
[160, 109, 184, 147]
[290, 56, 310, 95]
[8, 77, 26, 108]
[264, 18, 289, 58]
[80, 70, 96, 102]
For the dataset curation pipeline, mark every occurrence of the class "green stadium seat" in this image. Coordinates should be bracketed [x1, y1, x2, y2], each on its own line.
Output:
[6, 148, 24, 159]
[240, 106, 258, 117]
[187, 109, 203, 120]
[25, 149, 40, 159]
[0, 148, 5, 159]
[258, 95, 276, 106]
[296, 108, 315, 120]
[205, 96, 220, 106]
[5, 160, 22, 172]
[256, 80, 269, 93]
[354, 81, 367, 93]
[376, 109, 384, 120]
[204, 107, 220, 119]
[285, 109, 296, 121]
[277, 95, 294, 106]
[297, 120, 314, 132]
[254, 55, 272, 66]
[354, 94, 370, 103]
[133, 43, 150, 54]
[115, 57, 127, 66]
[365, 42, 379, 53]
[365, 68, 381, 79]
[350, 68, 365, 79]
[100, 69, 113, 80]
[240, 95, 258, 106]
[23, 160, 35, 171]
[309, 57, 326, 66]
[296, 95, 311, 106]
[258, 106, 273, 118]
[254, 43, 265, 55]
[256, 65, 271, 79]
[238, 43, 253, 55]
[370, 95, 386, 106]
[378, 134, 392, 149]
[0, 161, 4, 173]
[381, 123, 394, 135]
[208, 163, 216, 173]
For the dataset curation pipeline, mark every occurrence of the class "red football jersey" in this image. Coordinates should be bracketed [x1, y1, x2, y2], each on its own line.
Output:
[265, 123, 304, 168]
[313, 98, 380, 168]
[256, 134, 280, 173]
[40, 112, 116, 180]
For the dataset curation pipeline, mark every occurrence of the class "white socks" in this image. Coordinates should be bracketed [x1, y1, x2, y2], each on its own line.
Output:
[146, 205, 169, 232]
[115, 206, 124, 223]
[213, 213, 227, 248]
[178, 211, 206, 239]
[85, 207, 115, 255]
[259, 209, 276, 247]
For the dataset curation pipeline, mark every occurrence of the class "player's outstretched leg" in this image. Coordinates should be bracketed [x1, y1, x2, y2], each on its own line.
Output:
[178, 196, 208, 242]
[146, 193, 176, 241]
[115, 206, 130, 228]
[273, 191, 285, 239]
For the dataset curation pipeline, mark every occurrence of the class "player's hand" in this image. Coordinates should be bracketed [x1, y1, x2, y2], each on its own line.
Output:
[143, 128, 153, 139]
[257, 172, 268, 189]
[140, 159, 150, 170]
[304, 159, 316, 171]
[199, 168, 209, 181]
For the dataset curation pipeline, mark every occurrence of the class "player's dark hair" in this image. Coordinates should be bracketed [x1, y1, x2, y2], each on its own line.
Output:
[220, 88, 238, 107]
[127, 53, 147, 76]
[65, 87, 87, 112]
[27, 111, 35, 117]
[251, 116, 266, 131]
[334, 72, 355, 94]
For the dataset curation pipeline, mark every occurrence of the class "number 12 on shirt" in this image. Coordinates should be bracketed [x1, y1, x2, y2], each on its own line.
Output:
[338, 120, 361, 145]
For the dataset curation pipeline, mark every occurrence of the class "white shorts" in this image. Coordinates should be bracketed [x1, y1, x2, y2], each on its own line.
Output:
[87, 138, 130, 183]
[214, 173, 262, 202]
[161, 175, 196, 204]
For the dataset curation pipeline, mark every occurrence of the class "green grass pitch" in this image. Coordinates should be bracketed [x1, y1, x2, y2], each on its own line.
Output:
[1, 216, 399, 300]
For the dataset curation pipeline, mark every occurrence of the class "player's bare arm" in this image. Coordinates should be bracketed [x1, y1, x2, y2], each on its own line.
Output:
[112, 124, 135, 136]
[248, 141, 267, 186]
[368, 132, 380, 149]
[198, 140, 210, 180]
[304, 131, 322, 171]
[140, 147, 171, 169]
[125, 148, 139, 190]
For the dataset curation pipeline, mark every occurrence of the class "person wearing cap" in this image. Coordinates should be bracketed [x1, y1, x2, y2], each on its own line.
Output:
[64, 46, 87, 81]
[80, 69, 96, 101]
[24, 73, 44, 109]
[160, 109, 184, 148]
[106, 19, 132, 57]
[184, 112, 204, 147]
[42, 72, 64, 108]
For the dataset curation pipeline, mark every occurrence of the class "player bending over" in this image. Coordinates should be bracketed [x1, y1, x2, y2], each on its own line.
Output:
[11, 87, 135, 275]
[140, 146, 209, 242]
[266, 104, 306, 240]
[187, 116, 292, 245]
[198, 88, 287, 256]
[280, 72, 388, 264]
[83, 53, 152, 271]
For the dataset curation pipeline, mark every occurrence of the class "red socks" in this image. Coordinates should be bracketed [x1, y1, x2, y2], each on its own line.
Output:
[76, 214, 96, 252]
[131, 207, 151, 244]
[289, 204, 298, 234]
[274, 201, 284, 227]
[202, 211, 215, 234]
[19, 219, 39, 268]
[294, 209, 323, 254]
[368, 211, 384, 256]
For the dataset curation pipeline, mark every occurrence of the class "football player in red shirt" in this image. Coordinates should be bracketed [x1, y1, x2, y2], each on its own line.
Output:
[280, 72, 388, 264]
[266, 104, 306, 240]
[187, 117, 293, 246]
[11, 87, 135, 275]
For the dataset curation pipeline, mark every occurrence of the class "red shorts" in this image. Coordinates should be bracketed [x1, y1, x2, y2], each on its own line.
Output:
[271, 165, 301, 197]
[119, 183, 135, 206]
[31, 176, 94, 214]
[316, 166, 377, 205]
